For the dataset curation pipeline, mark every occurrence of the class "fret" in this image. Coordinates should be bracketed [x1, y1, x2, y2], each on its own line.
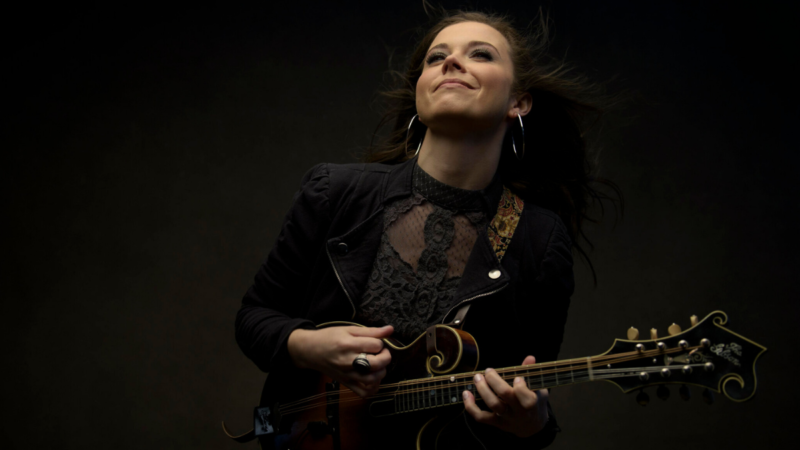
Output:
[570, 360, 575, 383]
[397, 384, 402, 413]
[539, 366, 545, 389]
[448, 378, 453, 405]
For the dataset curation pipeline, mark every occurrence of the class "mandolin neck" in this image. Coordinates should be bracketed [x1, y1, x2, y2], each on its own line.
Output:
[394, 344, 693, 414]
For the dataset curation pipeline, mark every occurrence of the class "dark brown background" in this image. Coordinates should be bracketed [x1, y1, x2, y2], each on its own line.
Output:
[5, 1, 797, 448]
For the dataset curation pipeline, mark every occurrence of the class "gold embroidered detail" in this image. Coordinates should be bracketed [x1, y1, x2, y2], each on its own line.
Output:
[487, 186, 524, 262]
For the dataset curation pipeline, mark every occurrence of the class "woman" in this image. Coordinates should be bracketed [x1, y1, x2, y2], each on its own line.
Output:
[236, 10, 616, 449]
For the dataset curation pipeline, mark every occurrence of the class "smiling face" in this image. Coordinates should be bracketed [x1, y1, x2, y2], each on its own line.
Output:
[416, 21, 518, 135]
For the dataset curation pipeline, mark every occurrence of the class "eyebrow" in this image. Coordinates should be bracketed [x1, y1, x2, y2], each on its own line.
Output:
[426, 41, 500, 57]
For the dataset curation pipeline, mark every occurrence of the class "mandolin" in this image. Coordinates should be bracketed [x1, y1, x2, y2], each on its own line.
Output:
[223, 311, 766, 449]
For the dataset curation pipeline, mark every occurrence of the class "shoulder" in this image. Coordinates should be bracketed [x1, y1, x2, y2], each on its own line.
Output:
[325, 161, 396, 183]
[299, 161, 396, 189]
[300, 161, 404, 215]
[520, 203, 572, 248]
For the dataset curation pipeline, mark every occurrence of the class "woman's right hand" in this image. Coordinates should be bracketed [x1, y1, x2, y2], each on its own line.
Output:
[287, 325, 394, 398]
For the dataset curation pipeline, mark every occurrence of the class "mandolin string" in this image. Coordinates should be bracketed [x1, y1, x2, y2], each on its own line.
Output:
[279, 362, 709, 415]
[280, 361, 710, 415]
[278, 346, 696, 413]
[279, 347, 698, 415]
[278, 346, 687, 410]
[281, 352, 692, 411]
[282, 369, 664, 414]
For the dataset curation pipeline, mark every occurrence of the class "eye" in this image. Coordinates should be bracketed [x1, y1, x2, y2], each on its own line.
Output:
[425, 51, 447, 65]
[470, 48, 493, 60]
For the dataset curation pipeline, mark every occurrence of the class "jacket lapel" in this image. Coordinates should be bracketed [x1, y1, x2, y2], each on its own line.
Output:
[325, 157, 517, 321]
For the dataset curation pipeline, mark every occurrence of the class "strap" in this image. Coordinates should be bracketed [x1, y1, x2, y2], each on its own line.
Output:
[451, 303, 471, 328]
[487, 186, 525, 263]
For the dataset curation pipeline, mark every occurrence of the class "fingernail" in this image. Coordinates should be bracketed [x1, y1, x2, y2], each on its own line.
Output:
[474, 374, 482, 382]
[462, 390, 469, 400]
[514, 377, 523, 384]
[485, 368, 494, 373]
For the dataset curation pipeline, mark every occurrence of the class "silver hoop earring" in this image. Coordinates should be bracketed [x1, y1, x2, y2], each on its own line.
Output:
[511, 113, 525, 161]
[406, 114, 424, 157]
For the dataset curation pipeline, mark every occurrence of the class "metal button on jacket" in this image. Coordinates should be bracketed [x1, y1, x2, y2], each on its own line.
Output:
[337, 242, 349, 255]
[488, 269, 501, 279]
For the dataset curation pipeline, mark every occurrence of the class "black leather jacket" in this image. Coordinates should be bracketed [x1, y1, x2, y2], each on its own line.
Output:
[235, 158, 574, 448]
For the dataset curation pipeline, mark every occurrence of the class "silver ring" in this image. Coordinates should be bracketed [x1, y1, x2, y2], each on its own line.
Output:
[352, 352, 370, 374]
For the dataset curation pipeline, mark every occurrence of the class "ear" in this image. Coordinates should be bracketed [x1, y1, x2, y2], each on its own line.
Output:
[507, 92, 533, 119]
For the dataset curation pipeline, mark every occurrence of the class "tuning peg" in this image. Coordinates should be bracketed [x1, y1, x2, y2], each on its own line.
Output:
[668, 323, 682, 336]
[627, 327, 640, 340]
[656, 385, 670, 401]
[679, 385, 691, 401]
[650, 328, 658, 340]
[636, 390, 650, 407]
[690, 315, 698, 327]
[702, 388, 715, 405]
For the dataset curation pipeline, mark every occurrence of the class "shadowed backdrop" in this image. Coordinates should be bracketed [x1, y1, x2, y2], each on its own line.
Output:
[4, 1, 797, 448]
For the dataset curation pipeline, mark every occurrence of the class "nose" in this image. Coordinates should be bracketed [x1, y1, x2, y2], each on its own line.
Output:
[441, 53, 465, 73]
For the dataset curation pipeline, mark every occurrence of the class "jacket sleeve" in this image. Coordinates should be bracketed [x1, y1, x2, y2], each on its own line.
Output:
[527, 213, 574, 363]
[470, 214, 574, 449]
[235, 163, 331, 373]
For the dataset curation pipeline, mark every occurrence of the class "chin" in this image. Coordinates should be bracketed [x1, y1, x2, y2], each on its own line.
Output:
[421, 107, 497, 134]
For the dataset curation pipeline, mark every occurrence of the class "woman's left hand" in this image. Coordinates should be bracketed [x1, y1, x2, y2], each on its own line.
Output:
[462, 355, 549, 438]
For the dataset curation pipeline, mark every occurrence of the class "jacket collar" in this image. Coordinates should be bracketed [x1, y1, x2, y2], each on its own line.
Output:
[382, 157, 505, 217]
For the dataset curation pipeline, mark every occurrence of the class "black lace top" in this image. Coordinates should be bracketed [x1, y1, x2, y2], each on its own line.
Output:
[355, 163, 495, 343]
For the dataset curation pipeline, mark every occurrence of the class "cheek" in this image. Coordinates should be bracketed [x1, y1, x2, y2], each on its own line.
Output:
[416, 71, 433, 97]
[415, 71, 436, 113]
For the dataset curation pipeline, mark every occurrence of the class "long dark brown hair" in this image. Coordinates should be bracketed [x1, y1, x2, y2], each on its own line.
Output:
[364, 10, 623, 281]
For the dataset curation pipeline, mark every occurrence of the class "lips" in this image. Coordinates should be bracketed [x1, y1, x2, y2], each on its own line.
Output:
[435, 78, 475, 91]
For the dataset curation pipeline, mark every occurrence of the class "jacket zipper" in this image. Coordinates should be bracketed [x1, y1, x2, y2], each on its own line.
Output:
[441, 283, 508, 324]
[326, 245, 357, 319]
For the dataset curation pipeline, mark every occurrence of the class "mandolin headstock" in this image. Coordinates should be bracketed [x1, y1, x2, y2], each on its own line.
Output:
[599, 311, 767, 402]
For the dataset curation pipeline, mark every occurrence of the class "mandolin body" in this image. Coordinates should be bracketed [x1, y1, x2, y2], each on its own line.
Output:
[257, 323, 480, 450]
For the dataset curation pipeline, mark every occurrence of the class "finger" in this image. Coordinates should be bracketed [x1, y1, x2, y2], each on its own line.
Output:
[349, 336, 385, 354]
[359, 381, 381, 397]
[342, 347, 391, 373]
[352, 368, 387, 386]
[462, 389, 500, 427]
[484, 368, 520, 409]
[368, 348, 392, 371]
[343, 381, 369, 398]
[473, 371, 508, 415]
[348, 325, 394, 338]
[513, 376, 539, 410]
[521, 355, 536, 366]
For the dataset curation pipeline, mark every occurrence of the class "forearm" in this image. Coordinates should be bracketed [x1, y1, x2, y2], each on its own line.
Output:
[235, 301, 316, 373]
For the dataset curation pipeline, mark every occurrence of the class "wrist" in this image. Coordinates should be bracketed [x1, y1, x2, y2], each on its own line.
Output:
[287, 328, 314, 369]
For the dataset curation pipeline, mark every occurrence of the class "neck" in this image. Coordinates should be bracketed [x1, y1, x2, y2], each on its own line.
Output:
[416, 126, 505, 191]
